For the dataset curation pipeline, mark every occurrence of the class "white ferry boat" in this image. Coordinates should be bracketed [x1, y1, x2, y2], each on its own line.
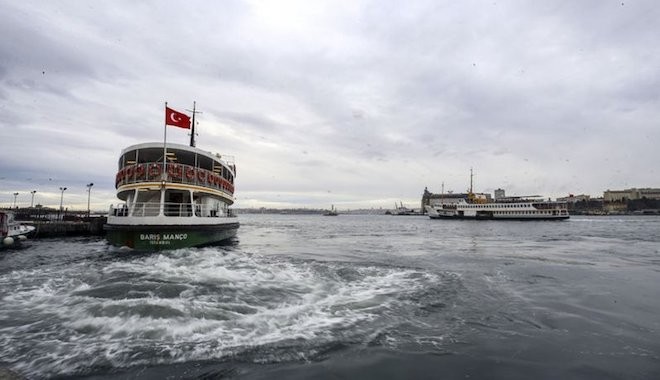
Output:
[105, 106, 238, 250]
[425, 171, 569, 221]
[426, 197, 570, 220]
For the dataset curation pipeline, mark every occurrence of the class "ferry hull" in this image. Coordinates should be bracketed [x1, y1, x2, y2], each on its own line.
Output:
[426, 206, 569, 220]
[104, 222, 239, 250]
[429, 214, 569, 221]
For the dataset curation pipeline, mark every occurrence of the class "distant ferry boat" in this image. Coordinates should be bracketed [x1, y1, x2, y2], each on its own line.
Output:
[105, 105, 239, 250]
[426, 198, 570, 220]
[425, 170, 569, 221]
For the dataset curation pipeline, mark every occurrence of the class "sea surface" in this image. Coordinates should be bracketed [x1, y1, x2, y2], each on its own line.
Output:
[1, 214, 659, 379]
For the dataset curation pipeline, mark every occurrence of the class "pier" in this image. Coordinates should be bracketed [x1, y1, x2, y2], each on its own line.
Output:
[28, 217, 107, 238]
[2, 207, 107, 238]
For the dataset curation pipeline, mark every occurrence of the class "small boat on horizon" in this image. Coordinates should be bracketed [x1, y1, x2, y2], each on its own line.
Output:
[323, 205, 338, 216]
[391, 201, 423, 216]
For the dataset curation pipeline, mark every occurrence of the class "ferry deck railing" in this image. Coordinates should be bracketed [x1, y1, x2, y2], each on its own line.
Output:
[115, 162, 235, 195]
[109, 202, 236, 218]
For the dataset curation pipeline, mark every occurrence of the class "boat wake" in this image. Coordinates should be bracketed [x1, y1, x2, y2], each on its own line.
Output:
[0, 247, 461, 378]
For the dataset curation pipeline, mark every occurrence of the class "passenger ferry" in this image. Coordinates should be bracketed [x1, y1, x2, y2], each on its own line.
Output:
[425, 171, 569, 220]
[426, 197, 570, 220]
[105, 141, 239, 250]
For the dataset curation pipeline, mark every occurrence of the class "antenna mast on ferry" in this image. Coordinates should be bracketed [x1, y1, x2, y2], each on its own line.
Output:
[469, 167, 474, 194]
[187, 101, 202, 147]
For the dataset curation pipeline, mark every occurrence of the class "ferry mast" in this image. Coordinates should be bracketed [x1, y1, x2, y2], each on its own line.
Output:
[188, 101, 202, 147]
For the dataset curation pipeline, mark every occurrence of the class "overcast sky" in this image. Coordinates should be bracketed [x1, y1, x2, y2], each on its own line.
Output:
[1, 0, 658, 210]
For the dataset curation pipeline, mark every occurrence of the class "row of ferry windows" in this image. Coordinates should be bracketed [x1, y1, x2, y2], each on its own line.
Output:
[495, 211, 552, 215]
[463, 204, 528, 208]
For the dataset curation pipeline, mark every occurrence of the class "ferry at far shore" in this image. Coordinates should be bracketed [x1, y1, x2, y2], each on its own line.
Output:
[104, 104, 239, 250]
[425, 171, 569, 221]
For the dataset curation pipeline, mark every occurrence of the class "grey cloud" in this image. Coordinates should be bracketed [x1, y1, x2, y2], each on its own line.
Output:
[1, 0, 659, 208]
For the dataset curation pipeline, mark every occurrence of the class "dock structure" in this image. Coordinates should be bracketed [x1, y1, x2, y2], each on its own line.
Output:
[28, 217, 107, 238]
[1, 207, 107, 238]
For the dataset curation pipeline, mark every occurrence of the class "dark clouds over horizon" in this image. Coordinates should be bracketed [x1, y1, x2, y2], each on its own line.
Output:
[1, 0, 658, 210]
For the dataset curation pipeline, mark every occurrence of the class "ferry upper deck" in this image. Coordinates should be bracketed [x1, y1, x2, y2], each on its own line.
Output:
[114, 142, 235, 201]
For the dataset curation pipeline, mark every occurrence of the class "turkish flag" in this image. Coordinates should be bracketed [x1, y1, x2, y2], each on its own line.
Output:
[165, 107, 191, 129]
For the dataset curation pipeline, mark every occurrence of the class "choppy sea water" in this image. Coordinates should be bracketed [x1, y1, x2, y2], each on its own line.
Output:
[1, 214, 659, 379]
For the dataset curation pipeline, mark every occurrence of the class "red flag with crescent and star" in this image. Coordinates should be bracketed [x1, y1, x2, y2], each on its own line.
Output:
[165, 107, 191, 129]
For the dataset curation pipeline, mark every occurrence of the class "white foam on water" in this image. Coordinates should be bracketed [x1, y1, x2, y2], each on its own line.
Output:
[0, 248, 445, 377]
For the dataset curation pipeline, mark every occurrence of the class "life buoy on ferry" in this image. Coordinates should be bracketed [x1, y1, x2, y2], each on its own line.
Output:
[197, 169, 206, 182]
[149, 163, 161, 178]
[167, 164, 182, 179]
[185, 167, 195, 180]
[135, 164, 145, 178]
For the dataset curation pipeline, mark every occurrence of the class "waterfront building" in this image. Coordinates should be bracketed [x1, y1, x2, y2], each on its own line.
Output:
[603, 188, 660, 202]
[557, 194, 591, 203]
[421, 187, 492, 210]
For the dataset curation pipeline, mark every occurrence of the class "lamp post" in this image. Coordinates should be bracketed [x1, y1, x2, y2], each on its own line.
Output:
[59, 187, 67, 220]
[86, 183, 94, 218]
[30, 190, 37, 207]
[13, 192, 18, 208]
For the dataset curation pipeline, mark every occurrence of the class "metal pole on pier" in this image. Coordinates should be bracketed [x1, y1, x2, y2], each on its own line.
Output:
[86, 183, 94, 218]
[59, 187, 67, 220]
[30, 190, 37, 207]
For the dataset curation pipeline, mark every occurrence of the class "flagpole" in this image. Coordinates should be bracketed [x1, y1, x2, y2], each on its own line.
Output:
[163, 102, 168, 178]
[160, 102, 168, 216]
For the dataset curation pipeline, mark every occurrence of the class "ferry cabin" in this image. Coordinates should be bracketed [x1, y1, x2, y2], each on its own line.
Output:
[111, 142, 235, 219]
